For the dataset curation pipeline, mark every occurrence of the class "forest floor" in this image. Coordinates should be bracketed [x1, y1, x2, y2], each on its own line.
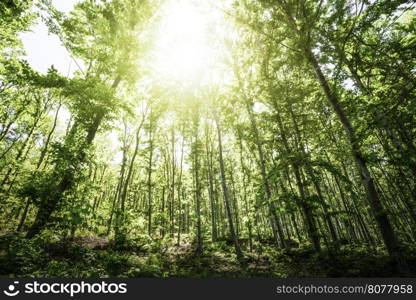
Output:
[1, 233, 415, 278]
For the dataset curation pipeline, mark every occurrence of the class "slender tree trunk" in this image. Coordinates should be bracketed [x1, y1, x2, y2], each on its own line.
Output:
[237, 131, 253, 251]
[205, 125, 217, 242]
[306, 50, 400, 255]
[177, 127, 185, 246]
[116, 114, 146, 240]
[37, 103, 61, 169]
[215, 116, 244, 263]
[147, 117, 154, 236]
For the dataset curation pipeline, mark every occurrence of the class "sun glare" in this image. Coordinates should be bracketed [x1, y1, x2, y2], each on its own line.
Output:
[151, 0, 219, 85]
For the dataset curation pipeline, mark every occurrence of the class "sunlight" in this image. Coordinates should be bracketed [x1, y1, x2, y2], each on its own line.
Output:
[151, 0, 218, 84]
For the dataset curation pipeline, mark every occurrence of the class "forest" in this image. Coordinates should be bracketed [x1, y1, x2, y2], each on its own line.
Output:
[0, 0, 415, 278]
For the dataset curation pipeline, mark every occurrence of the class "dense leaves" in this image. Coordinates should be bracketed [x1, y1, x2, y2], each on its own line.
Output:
[0, 0, 415, 277]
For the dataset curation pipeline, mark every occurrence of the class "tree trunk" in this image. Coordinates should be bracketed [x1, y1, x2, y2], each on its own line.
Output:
[306, 49, 401, 255]
[26, 77, 121, 238]
[215, 116, 245, 263]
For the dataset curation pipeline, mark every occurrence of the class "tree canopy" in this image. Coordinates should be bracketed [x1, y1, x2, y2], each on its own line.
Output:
[0, 0, 415, 277]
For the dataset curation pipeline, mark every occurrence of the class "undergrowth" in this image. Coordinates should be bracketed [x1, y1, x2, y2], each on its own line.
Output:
[0, 233, 415, 278]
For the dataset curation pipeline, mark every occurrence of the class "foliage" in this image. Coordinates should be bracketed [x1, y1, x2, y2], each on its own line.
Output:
[0, 0, 415, 278]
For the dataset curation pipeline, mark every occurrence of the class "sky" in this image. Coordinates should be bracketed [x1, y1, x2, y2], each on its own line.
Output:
[18, 0, 228, 165]
[20, 0, 79, 76]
